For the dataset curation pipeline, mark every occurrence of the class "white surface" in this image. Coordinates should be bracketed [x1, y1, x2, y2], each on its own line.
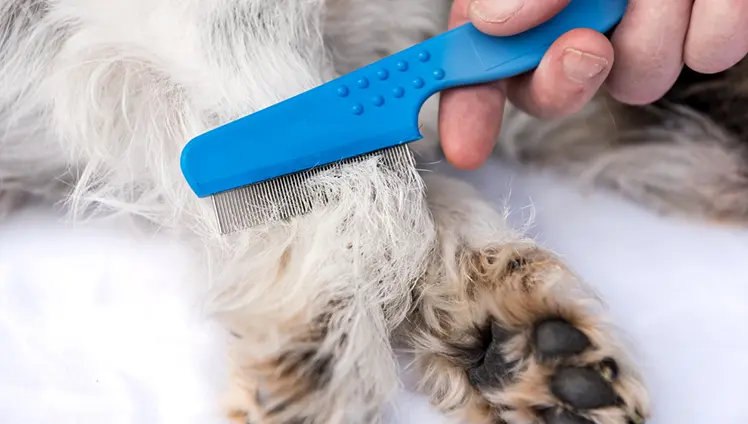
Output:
[1, 158, 747, 424]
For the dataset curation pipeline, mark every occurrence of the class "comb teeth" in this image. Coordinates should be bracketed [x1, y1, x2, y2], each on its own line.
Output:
[211, 144, 416, 234]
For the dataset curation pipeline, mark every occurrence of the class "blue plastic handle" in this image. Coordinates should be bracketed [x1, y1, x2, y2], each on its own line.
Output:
[181, 0, 628, 198]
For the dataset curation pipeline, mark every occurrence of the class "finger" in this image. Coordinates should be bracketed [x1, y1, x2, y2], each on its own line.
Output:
[685, 0, 748, 74]
[466, 0, 570, 36]
[439, 82, 506, 170]
[605, 0, 693, 105]
[506, 28, 613, 120]
[438, 0, 510, 170]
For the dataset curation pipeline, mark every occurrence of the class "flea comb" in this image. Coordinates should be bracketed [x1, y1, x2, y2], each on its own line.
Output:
[180, 0, 627, 234]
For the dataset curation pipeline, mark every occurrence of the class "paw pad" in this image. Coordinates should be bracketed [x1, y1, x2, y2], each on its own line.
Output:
[549, 366, 618, 409]
[542, 407, 595, 424]
[458, 315, 646, 424]
[533, 319, 591, 360]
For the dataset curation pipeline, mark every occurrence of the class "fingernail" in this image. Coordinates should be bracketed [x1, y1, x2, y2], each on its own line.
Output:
[470, 0, 524, 23]
[562, 48, 609, 83]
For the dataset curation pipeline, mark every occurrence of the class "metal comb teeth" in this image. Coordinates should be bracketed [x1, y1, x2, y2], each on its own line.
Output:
[211, 144, 416, 234]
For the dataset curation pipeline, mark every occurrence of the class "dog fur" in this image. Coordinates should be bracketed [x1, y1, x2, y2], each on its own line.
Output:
[19, 0, 748, 422]
[498, 61, 748, 225]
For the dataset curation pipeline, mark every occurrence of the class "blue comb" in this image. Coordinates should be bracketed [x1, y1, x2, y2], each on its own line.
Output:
[181, 0, 627, 233]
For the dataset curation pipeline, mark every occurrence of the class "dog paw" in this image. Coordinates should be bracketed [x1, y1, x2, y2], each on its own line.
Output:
[406, 244, 650, 424]
[468, 317, 647, 424]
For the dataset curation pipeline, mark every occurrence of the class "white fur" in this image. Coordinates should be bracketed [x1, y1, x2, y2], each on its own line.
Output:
[0, 0, 445, 295]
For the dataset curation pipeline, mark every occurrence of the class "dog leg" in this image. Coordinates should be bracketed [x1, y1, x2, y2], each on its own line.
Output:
[222, 297, 403, 424]
[210, 153, 436, 424]
[400, 175, 651, 424]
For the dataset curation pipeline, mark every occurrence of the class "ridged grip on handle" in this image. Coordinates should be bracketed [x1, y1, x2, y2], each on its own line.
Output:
[181, 0, 627, 198]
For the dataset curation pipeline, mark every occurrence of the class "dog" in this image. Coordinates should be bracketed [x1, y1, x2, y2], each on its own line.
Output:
[12, 0, 747, 422]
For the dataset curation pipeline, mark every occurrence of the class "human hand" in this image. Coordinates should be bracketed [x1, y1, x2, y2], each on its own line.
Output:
[439, 0, 614, 170]
[605, 0, 748, 105]
[439, 0, 748, 170]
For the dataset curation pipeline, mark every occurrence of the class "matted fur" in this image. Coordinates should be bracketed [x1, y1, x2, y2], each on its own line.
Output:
[0, 0, 659, 423]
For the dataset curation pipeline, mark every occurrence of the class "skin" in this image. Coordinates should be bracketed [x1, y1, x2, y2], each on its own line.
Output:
[440, 0, 748, 170]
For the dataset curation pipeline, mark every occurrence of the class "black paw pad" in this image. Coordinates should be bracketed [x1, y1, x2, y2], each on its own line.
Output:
[467, 322, 516, 389]
[550, 366, 618, 409]
[533, 319, 591, 360]
[542, 407, 595, 424]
